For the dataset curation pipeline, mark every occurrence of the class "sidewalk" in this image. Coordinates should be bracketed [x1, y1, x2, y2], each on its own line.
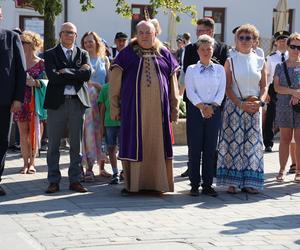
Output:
[0, 143, 300, 250]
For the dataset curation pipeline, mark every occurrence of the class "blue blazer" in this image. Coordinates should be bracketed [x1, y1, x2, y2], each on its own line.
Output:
[0, 29, 26, 106]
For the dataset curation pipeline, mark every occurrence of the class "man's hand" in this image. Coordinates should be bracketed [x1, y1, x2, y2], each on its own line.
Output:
[80, 64, 90, 71]
[10, 101, 22, 113]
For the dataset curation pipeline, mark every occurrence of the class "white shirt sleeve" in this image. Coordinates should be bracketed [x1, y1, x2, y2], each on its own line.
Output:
[185, 66, 203, 106]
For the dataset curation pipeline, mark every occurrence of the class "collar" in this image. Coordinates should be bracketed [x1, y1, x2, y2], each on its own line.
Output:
[60, 44, 74, 54]
[276, 50, 288, 56]
[197, 61, 215, 72]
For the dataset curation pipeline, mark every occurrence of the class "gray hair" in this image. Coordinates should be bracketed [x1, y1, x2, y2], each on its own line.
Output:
[196, 34, 215, 49]
[136, 20, 156, 33]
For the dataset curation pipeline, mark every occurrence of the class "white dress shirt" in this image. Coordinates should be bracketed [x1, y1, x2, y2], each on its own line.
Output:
[185, 62, 226, 106]
[266, 50, 289, 85]
[61, 44, 76, 95]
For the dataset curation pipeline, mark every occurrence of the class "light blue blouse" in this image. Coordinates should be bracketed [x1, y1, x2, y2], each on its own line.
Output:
[90, 57, 107, 86]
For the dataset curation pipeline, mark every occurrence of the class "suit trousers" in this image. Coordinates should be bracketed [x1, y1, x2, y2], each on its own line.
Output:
[0, 106, 11, 182]
[187, 102, 221, 189]
[263, 83, 276, 148]
[46, 98, 85, 184]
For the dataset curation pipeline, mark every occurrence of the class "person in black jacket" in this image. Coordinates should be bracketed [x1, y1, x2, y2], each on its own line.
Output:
[44, 22, 92, 194]
[0, 7, 26, 195]
[181, 18, 229, 178]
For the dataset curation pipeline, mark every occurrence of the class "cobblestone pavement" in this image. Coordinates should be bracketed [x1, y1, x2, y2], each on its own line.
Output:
[0, 143, 300, 250]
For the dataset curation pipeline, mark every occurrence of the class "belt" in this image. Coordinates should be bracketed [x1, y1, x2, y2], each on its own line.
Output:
[64, 95, 77, 99]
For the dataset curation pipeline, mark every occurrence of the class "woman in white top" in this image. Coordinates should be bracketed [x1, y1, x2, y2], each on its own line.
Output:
[217, 24, 268, 194]
[185, 34, 226, 197]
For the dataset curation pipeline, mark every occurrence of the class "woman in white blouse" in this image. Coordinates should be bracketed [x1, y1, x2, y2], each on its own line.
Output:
[185, 34, 226, 197]
[216, 24, 268, 194]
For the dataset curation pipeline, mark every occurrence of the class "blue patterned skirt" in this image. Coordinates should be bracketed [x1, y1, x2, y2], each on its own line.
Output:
[216, 99, 264, 190]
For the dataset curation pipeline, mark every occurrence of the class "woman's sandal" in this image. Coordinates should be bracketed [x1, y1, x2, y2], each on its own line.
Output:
[276, 171, 285, 182]
[227, 186, 237, 194]
[84, 170, 95, 182]
[288, 164, 297, 174]
[241, 187, 259, 194]
[294, 173, 300, 183]
[100, 169, 112, 178]
[27, 165, 36, 174]
[19, 166, 28, 174]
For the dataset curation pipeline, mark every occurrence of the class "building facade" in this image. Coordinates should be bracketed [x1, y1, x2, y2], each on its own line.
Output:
[1, 0, 299, 50]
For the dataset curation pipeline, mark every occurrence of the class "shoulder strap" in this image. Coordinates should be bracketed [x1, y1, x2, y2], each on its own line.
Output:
[282, 61, 292, 87]
[231, 57, 244, 99]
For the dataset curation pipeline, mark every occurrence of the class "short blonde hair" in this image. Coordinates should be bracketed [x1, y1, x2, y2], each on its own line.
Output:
[196, 34, 215, 49]
[287, 32, 300, 46]
[21, 31, 43, 52]
[236, 24, 260, 40]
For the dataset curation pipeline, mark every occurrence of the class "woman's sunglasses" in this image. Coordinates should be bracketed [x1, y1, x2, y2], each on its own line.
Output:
[289, 44, 300, 51]
[238, 35, 253, 42]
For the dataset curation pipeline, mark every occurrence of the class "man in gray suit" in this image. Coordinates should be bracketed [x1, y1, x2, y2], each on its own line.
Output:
[0, 6, 26, 195]
[44, 22, 91, 193]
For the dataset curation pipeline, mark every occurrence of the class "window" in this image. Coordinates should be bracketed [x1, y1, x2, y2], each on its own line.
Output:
[19, 16, 44, 38]
[203, 8, 225, 42]
[131, 5, 153, 37]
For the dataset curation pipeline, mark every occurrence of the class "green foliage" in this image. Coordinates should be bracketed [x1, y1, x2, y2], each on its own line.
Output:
[115, 0, 197, 23]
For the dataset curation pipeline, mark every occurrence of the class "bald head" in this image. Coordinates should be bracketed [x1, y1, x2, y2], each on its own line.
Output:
[60, 22, 77, 49]
[136, 21, 156, 49]
[60, 22, 77, 33]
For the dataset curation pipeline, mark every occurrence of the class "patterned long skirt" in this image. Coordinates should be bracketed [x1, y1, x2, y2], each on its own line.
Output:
[216, 99, 264, 190]
[82, 87, 105, 168]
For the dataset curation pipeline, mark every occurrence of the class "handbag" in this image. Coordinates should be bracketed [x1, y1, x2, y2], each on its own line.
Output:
[231, 58, 260, 104]
[282, 61, 300, 113]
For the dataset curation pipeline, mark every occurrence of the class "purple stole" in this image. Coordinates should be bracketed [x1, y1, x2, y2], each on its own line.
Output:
[112, 44, 179, 162]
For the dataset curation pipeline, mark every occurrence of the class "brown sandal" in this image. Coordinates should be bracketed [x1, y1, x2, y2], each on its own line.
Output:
[276, 172, 285, 182]
[27, 165, 36, 174]
[241, 187, 259, 194]
[19, 166, 28, 174]
[288, 164, 297, 174]
[227, 186, 237, 194]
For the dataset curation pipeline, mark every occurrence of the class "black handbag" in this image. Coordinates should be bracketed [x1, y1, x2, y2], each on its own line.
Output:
[282, 61, 300, 113]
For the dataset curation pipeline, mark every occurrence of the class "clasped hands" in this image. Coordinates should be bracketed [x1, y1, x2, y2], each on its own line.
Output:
[240, 101, 260, 114]
[196, 103, 214, 119]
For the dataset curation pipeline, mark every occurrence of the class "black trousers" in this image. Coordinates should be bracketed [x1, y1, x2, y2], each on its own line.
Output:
[0, 106, 12, 182]
[263, 83, 276, 148]
[187, 102, 221, 189]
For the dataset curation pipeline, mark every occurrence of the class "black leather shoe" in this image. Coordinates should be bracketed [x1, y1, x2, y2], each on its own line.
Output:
[181, 168, 189, 177]
[265, 146, 272, 153]
[202, 186, 218, 197]
[45, 183, 59, 194]
[0, 186, 6, 196]
[69, 182, 87, 193]
[190, 187, 199, 196]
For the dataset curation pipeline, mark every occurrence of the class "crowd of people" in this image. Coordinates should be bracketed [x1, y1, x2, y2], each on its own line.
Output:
[1, 3, 300, 197]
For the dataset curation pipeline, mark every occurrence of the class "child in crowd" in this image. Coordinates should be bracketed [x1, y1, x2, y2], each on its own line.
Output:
[98, 82, 122, 184]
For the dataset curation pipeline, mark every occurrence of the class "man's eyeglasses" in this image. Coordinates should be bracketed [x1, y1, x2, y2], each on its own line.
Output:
[238, 35, 253, 42]
[61, 31, 77, 36]
[289, 44, 300, 51]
